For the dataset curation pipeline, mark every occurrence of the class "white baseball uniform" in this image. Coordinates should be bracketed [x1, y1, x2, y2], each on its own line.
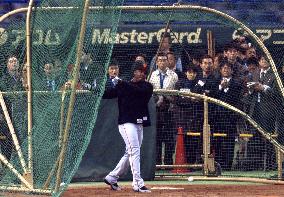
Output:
[105, 123, 144, 189]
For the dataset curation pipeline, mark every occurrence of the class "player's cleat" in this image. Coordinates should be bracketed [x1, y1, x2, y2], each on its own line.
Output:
[104, 178, 121, 191]
[133, 186, 151, 193]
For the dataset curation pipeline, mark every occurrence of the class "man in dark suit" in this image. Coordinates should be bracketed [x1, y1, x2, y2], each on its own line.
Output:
[223, 42, 247, 82]
[248, 56, 277, 133]
[175, 65, 200, 164]
[167, 51, 185, 80]
[191, 54, 218, 127]
[105, 59, 120, 89]
[192, 54, 218, 98]
[0, 55, 25, 162]
[191, 54, 218, 164]
[212, 61, 243, 170]
[246, 55, 278, 170]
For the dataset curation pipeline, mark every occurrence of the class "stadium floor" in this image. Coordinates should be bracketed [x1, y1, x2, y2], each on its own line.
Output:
[1, 179, 283, 197]
[64, 180, 284, 197]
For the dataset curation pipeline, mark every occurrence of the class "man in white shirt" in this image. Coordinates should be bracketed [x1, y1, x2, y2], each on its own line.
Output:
[149, 32, 183, 74]
[149, 52, 178, 90]
[149, 52, 178, 165]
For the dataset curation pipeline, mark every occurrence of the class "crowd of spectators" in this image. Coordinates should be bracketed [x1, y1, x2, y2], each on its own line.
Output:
[107, 31, 284, 171]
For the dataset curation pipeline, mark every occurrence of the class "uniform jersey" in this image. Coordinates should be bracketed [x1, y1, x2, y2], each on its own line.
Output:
[103, 80, 153, 127]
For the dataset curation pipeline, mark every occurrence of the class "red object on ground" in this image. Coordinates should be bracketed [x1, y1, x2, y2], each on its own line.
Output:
[172, 127, 189, 173]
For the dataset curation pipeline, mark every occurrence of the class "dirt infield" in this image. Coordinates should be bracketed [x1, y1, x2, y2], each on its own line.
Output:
[63, 184, 284, 197]
[1, 182, 284, 196]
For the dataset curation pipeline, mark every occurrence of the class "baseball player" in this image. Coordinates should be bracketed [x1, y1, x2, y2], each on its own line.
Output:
[103, 61, 153, 193]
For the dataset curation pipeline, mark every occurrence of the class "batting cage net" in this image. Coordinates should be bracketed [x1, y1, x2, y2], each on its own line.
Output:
[0, 0, 124, 196]
[109, 4, 284, 179]
[0, 0, 283, 196]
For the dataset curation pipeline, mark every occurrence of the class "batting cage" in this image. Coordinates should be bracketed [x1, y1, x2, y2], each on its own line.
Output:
[0, 0, 284, 196]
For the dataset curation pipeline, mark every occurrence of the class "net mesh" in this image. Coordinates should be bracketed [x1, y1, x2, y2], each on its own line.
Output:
[0, 1, 283, 195]
[112, 5, 284, 178]
[0, 0, 124, 196]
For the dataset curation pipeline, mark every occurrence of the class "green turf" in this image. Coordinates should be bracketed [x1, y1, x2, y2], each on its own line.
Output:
[155, 170, 277, 178]
[68, 170, 277, 188]
[69, 179, 265, 188]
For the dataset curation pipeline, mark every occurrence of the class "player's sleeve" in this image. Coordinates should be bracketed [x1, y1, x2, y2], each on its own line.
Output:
[102, 86, 118, 99]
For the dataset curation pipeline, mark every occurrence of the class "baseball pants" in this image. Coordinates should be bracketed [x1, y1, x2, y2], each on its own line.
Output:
[105, 123, 145, 189]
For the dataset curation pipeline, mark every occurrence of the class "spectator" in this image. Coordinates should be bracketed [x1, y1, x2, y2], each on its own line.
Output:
[223, 42, 247, 81]
[80, 51, 94, 85]
[149, 52, 178, 165]
[1, 55, 22, 88]
[242, 57, 260, 111]
[134, 53, 148, 76]
[149, 32, 183, 77]
[246, 46, 257, 60]
[247, 55, 277, 133]
[176, 65, 198, 92]
[149, 52, 178, 90]
[175, 65, 201, 164]
[212, 61, 243, 170]
[43, 63, 57, 91]
[244, 57, 259, 85]
[191, 52, 201, 69]
[192, 54, 217, 97]
[246, 57, 259, 76]
[183, 51, 203, 77]
[246, 55, 277, 170]
[212, 53, 225, 78]
[191, 54, 218, 164]
[105, 59, 120, 90]
[167, 51, 185, 79]
[241, 46, 257, 70]
[62, 64, 83, 90]
[0, 55, 25, 162]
